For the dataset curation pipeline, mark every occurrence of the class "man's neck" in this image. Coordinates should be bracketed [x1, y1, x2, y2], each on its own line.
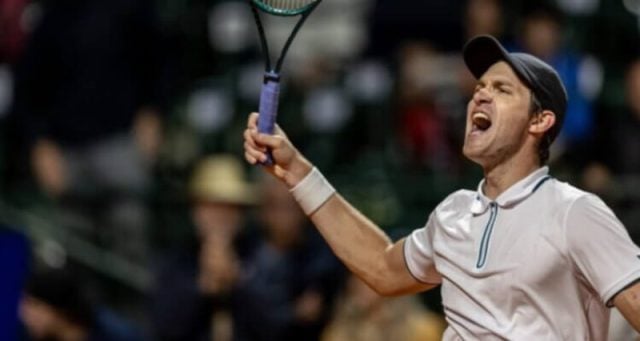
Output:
[482, 157, 541, 200]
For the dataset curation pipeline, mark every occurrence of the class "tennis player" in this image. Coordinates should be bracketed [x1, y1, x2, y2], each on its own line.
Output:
[243, 35, 640, 339]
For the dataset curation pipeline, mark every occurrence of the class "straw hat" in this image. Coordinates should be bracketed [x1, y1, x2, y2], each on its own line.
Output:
[189, 155, 256, 205]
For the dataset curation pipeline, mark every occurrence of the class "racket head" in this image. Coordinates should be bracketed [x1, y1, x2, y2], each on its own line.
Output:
[251, 0, 320, 16]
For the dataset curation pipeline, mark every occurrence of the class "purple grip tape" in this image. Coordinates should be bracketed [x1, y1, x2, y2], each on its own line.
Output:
[257, 74, 280, 166]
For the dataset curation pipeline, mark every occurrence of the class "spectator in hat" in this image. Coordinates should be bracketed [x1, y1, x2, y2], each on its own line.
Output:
[152, 155, 344, 341]
[189, 155, 257, 297]
[150, 154, 257, 341]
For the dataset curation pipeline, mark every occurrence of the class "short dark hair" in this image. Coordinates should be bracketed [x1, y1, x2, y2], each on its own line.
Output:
[529, 92, 562, 164]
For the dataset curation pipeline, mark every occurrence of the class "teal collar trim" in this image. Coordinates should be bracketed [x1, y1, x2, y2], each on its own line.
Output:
[471, 167, 550, 214]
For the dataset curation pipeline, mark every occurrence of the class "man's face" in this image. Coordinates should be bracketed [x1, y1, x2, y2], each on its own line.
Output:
[463, 61, 533, 168]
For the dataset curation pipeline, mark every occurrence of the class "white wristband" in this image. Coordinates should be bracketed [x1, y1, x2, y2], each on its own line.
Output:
[290, 167, 336, 215]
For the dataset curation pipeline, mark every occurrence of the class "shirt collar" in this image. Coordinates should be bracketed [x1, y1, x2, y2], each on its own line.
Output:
[471, 166, 551, 214]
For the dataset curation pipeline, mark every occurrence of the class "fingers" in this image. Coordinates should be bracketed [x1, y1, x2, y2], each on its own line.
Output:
[243, 128, 266, 165]
[243, 130, 289, 166]
[247, 112, 259, 129]
[253, 131, 284, 150]
[244, 149, 259, 165]
[244, 112, 269, 164]
[244, 112, 292, 167]
[244, 142, 266, 164]
[247, 112, 284, 138]
[243, 127, 264, 152]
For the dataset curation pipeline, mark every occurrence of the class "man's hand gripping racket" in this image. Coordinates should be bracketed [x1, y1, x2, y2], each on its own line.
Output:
[244, 113, 312, 188]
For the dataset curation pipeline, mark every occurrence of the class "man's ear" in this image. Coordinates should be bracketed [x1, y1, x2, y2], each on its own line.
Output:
[529, 110, 556, 135]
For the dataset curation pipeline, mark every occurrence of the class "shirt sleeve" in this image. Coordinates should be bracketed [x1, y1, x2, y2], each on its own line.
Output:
[565, 194, 640, 306]
[403, 212, 442, 284]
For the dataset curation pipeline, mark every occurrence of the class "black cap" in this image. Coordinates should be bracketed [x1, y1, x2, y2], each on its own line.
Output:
[463, 35, 567, 141]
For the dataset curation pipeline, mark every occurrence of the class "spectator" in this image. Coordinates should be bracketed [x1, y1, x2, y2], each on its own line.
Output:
[191, 156, 257, 341]
[322, 274, 446, 341]
[464, 0, 505, 42]
[150, 154, 256, 341]
[151, 155, 343, 341]
[20, 266, 141, 341]
[393, 42, 456, 171]
[11, 0, 168, 263]
[586, 59, 640, 244]
[233, 175, 344, 341]
[603, 59, 640, 175]
[516, 4, 598, 163]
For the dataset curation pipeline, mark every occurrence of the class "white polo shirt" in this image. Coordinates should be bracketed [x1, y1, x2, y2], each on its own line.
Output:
[404, 167, 640, 340]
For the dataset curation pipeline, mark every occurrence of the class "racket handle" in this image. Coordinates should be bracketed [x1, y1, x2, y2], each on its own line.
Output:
[257, 72, 281, 166]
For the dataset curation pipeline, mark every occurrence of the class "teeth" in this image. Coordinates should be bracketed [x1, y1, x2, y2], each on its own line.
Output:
[472, 112, 489, 120]
[472, 112, 491, 130]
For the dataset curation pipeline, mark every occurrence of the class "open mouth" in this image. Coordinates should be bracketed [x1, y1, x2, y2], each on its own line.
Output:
[471, 112, 492, 132]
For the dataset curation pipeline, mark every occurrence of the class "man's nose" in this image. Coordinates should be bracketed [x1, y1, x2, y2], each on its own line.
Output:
[473, 87, 492, 104]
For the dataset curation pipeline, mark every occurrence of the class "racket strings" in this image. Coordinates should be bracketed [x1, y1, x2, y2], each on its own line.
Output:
[258, 0, 317, 10]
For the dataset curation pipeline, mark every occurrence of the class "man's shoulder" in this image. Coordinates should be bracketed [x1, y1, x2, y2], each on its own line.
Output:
[436, 189, 476, 211]
[545, 177, 592, 205]
[538, 178, 616, 219]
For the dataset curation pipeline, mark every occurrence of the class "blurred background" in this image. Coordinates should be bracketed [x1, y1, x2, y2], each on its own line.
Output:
[1, 0, 640, 339]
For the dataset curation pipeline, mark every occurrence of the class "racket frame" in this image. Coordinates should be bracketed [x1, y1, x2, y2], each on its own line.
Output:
[250, 0, 321, 74]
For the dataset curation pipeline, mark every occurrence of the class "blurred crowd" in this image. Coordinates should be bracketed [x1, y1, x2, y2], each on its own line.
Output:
[1, 0, 640, 340]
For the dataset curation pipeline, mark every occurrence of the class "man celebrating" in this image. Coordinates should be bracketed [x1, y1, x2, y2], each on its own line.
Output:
[243, 35, 640, 339]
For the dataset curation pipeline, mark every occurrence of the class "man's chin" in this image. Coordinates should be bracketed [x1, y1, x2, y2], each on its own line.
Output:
[462, 147, 487, 167]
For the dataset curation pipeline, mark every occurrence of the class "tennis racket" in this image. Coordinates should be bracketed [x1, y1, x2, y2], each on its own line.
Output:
[250, 0, 322, 165]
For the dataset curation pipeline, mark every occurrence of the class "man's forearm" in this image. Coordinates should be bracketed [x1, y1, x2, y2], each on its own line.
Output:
[307, 192, 435, 296]
[310, 193, 392, 287]
[243, 117, 433, 295]
[286, 164, 393, 291]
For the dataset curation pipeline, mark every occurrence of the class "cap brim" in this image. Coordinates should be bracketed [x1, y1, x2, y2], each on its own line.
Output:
[463, 35, 513, 79]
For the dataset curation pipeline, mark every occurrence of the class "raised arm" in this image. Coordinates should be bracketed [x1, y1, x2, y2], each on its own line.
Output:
[613, 281, 640, 332]
[243, 113, 436, 296]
